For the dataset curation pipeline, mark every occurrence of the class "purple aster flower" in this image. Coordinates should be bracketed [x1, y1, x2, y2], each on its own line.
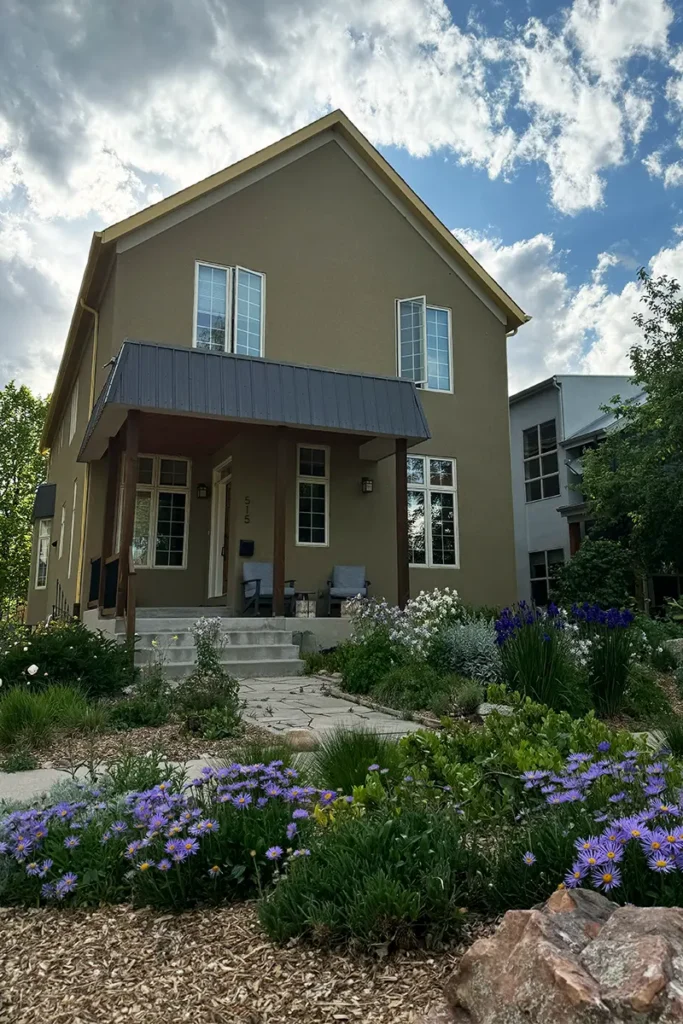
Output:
[124, 841, 142, 860]
[578, 850, 601, 869]
[644, 781, 667, 797]
[608, 792, 627, 804]
[0, 842, 7, 855]
[319, 790, 337, 807]
[100, 831, 111, 844]
[38, 859, 53, 878]
[367, 764, 380, 772]
[232, 793, 252, 809]
[208, 864, 222, 877]
[285, 786, 305, 802]
[257, 797, 268, 808]
[640, 828, 668, 854]
[522, 851, 536, 866]
[292, 848, 311, 858]
[40, 882, 55, 900]
[190, 818, 219, 836]
[63, 835, 80, 850]
[164, 838, 184, 856]
[541, 785, 557, 795]
[283, 768, 299, 780]
[157, 858, 172, 872]
[597, 740, 611, 753]
[292, 808, 309, 820]
[592, 866, 621, 891]
[264, 784, 282, 798]
[110, 821, 128, 835]
[171, 849, 188, 863]
[181, 838, 200, 856]
[596, 841, 623, 864]
[137, 860, 155, 872]
[574, 836, 600, 853]
[286, 823, 297, 840]
[564, 864, 587, 888]
[265, 846, 283, 861]
[344, 795, 354, 804]
[55, 871, 78, 897]
[25, 861, 41, 876]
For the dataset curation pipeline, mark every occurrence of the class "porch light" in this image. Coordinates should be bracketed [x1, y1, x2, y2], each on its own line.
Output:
[361, 477, 374, 494]
[196, 483, 210, 499]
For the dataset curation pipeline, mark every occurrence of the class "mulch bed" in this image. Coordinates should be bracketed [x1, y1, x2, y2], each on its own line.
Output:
[0, 902, 492, 1023]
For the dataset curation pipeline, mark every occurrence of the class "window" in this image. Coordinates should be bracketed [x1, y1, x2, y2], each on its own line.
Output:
[407, 455, 458, 567]
[194, 262, 265, 356]
[35, 520, 51, 589]
[67, 480, 77, 579]
[58, 503, 66, 559]
[529, 549, 564, 605]
[523, 420, 560, 501]
[296, 446, 328, 546]
[69, 380, 79, 444]
[397, 297, 452, 392]
[128, 456, 190, 568]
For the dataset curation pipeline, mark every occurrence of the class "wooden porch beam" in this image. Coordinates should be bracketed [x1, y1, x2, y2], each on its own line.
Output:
[395, 438, 410, 610]
[116, 411, 140, 617]
[272, 429, 287, 617]
[98, 433, 120, 611]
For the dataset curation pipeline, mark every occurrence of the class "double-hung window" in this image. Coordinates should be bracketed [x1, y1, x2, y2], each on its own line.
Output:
[407, 455, 458, 567]
[194, 261, 265, 357]
[397, 297, 452, 392]
[35, 520, 51, 589]
[296, 446, 329, 546]
[523, 420, 560, 501]
[128, 456, 191, 568]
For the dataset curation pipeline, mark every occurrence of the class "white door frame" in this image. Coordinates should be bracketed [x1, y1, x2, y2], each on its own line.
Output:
[208, 457, 232, 598]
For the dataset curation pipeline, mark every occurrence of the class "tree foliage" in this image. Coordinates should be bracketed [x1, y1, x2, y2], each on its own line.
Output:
[553, 538, 634, 609]
[0, 383, 48, 612]
[582, 271, 683, 577]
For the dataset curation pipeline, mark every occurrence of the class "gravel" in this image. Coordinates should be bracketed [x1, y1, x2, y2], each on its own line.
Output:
[0, 903, 491, 1023]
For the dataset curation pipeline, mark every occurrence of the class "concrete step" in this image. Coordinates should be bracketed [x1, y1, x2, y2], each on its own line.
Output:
[122, 616, 288, 634]
[134, 630, 294, 648]
[135, 644, 301, 666]
[158, 658, 304, 680]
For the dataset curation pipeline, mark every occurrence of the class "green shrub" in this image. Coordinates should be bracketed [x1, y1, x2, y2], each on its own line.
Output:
[309, 727, 402, 792]
[500, 618, 585, 713]
[108, 664, 172, 730]
[453, 678, 484, 715]
[102, 747, 187, 797]
[0, 744, 39, 772]
[172, 618, 241, 738]
[373, 661, 443, 712]
[553, 538, 634, 609]
[661, 714, 683, 756]
[623, 663, 672, 721]
[0, 621, 133, 697]
[0, 687, 54, 749]
[301, 648, 342, 675]
[341, 629, 396, 695]
[633, 614, 680, 671]
[258, 807, 468, 949]
[437, 617, 501, 684]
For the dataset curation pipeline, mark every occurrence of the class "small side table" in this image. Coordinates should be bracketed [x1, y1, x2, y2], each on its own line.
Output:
[294, 591, 318, 618]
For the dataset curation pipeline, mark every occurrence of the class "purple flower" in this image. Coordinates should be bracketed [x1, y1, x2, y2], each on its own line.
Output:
[292, 809, 309, 820]
[574, 836, 599, 854]
[157, 858, 172, 872]
[63, 835, 80, 850]
[640, 828, 668, 854]
[578, 850, 601, 870]
[264, 784, 282, 798]
[318, 790, 337, 807]
[649, 855, 676, 873]
[592, 867, 621, 892]
[597, 741, 611, 753]
[292, 848, 311, 858]
[564, 864, 587, 887]
[25, 861, 41, 876]
[367, 764, 380, 772]
[608, 792, 627, 804]
[286, 823, 298, 840]
[257, 797, 268, 808]
[596, 841, 623, 864]
[266, 846, 283, 861]
[190, 818, 219, 836]
[38, 859, 52, 878]
[55, 871, 78, 897]
[522, 851, 536, 866]
[181, 838, 200, 856]
[232, 793, 252, 809]
[40, 883, 55, 900]
[208, 864, 222, 877]
[110, 821, 128, 835]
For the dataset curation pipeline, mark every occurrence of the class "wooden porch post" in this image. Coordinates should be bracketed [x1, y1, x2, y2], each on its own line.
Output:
[273, 429, 287, 617]
[98, 433, 121, 611]
[116, 411, 140, 617]
[395, 438, 410, 610]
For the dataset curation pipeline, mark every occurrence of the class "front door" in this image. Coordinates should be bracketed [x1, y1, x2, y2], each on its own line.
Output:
[222, 479, 231, 594]
[208, 459, 232, 598]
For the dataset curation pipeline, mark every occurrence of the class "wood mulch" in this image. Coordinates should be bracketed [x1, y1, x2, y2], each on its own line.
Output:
[0, 902, 492, 1024]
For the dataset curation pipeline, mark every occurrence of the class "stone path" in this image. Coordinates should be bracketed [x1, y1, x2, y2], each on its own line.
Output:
[240, 675, 422, 737]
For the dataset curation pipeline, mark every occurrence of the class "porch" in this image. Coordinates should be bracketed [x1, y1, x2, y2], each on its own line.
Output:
[79, 341, 430, 642]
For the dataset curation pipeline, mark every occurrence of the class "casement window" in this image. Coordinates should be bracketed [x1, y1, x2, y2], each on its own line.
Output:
[407, 455, 458, 567]
[35, 520, 51, 589]
[58, 503, 66, 559]
[67, 479, 77, 579]
[193, 261, 265, 357]
[396, 297, 452, 392]
[296, 445, 329, 546]
[128, 456, 191, 568]
[523, 420, 560, 501]
[69, 381, 79, 444]
[529, 549, 564, 605]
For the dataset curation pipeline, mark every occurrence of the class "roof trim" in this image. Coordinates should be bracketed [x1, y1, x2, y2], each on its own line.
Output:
[509, 376, 558, 406]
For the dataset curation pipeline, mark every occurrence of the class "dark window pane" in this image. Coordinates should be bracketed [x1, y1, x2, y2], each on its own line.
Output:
[137, 457, 153, 485]
[541, 452, 558, 475]
[430, 492, 456, 565]
[547, 549, 565, 570]
[540, 419, 557, 453]
[542, 474, 560, 498]
[407, 456, 425, 485]
[524, 457, 540, 481]
[523, 426, 539, 459]
[299, 447, 326, 477]
[159, 459, 188, 487]
[526, 479, 542, 502]
[155, 491, 186, 566]
[531, 579, 549, 604]
[529, 551, 547, 579]
[408, 490, 426, 564]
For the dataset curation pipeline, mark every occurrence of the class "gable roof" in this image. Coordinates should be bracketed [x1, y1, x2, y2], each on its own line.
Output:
[42, 109, 529, 447]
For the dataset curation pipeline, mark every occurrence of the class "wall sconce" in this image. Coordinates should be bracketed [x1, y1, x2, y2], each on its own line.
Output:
[196, 483, 210, 500]
[361, 477, 374, 494]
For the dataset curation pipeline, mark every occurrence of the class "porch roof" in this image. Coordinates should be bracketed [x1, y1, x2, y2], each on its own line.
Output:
[78, 340, 431, 461]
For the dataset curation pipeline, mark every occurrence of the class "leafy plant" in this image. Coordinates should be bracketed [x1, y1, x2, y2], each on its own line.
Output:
[496, 606, 583, 712]
[173, 618, 240, 738]
[108, 663, 172, 730]
[341, 629, 397, 695]
[0, 744, 39, 772]
[101, 747, 187, 797]
[301, 648, 342, 675]
[452, 678, 484, 716]
[0, 686, 54, 749]
[661, 714, 683, 756]
[438, 617, 501, 683]
[309, 727, 402, 792]
[623, 663, 672, 721]
[373, 661, 443, 712]
[553, 539, 634, 609]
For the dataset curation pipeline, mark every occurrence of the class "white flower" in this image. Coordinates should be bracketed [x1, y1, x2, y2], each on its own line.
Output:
[26, 664, 38, 676]
[23, 646, 28, 651]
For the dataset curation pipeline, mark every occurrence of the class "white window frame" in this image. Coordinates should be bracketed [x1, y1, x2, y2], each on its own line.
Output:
[192, 260, 265, 357]
[122, 455, 192, 570]
[407, 455, 459, 568]
[67, 479, 77, 579]
[523, 419, 560, 503]
[35, 519, 51, 589]
[295, 444, 330, 548]
[58, 503, 66, 559]
[396, 297, 453, 393]
[69, 380, 79, 444]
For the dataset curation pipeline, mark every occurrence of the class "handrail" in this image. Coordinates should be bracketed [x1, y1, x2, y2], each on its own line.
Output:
[125, 548, 136, 646]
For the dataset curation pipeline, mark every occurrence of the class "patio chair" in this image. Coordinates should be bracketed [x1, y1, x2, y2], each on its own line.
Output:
[326, 565, 369, 616]
[242, 562, 296, 616]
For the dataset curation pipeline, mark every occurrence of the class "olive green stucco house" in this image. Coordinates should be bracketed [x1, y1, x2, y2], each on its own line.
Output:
[27, 110, 528, 641]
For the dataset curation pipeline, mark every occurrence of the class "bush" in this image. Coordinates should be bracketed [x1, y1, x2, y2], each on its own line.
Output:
[583, 622, 635, 717]
[173, 618, 240, 738]
[108, 664, 172, 730]
[102, 748, 187, 797]
[452, 678, 484, 715]
[437, 617, 501, 684]
[258, 806, 468, 950]
[0, 687, 55, 749]
[623, 663, 672, 721]
[309, 727, 403, 792]
[0, 745, 39, 772]
[661, 714, 683, 756]
[553, 538, 634, 609]
[496, 607, 584, 712]
[341, 629, 397, 695]
[301, 648, 342, 675]
[0, 621, 133, 698]
[373, 661, 443, 712]
[634, 614, 680, 671]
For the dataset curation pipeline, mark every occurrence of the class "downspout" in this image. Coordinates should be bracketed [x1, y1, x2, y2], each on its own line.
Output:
[73, 299, 99, 617]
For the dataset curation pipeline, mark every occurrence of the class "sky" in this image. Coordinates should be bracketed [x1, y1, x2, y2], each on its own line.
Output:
[2, 0, 683, 396]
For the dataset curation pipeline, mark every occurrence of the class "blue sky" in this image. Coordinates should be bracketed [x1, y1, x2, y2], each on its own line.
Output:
[2, 0, 683, 394]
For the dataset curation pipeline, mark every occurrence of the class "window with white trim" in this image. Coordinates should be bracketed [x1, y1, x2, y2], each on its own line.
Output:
[69, 380, 79, 444]
[67, 479, 77, 578]
[529, 549, 564, 605]
[397, 297, 452, 392]
[58, 503, 66, 559]
[407, 455, 458, 567]
[128, 456, 191, 568]
[523, 420, 560, 501]
[194, 261, 265, 356]
[35, 520, 51, 589]
[296, 446, 329, 546]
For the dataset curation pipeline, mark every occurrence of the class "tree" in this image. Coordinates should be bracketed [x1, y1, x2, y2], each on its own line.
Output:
[553, 538, 634, 609]
[582, 271, 683, 583]
[0, 382, 48, 615]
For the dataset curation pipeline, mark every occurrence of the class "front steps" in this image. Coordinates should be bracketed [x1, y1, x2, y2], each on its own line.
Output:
[117, 609, 304, 680]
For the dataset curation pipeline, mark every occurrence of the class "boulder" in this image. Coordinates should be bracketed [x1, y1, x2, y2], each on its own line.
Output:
[431, 889, 683, 1023]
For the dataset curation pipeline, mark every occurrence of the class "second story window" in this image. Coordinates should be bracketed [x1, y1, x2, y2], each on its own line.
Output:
[397, 297, 452, 392]
[194, 262, 265, 357]
[523, 419, 560, 502]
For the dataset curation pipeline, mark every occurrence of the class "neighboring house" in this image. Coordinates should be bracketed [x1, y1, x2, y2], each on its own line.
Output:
[27, 109, 528, 635]
[509, 374, 644, 603]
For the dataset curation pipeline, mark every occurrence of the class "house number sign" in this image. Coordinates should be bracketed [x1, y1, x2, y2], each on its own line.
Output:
[244, 496, 251, 524]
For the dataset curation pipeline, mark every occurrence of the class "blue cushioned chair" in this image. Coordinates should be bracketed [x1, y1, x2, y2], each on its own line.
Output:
[326, 565, 369, 616]
[242, 562, 296, 616]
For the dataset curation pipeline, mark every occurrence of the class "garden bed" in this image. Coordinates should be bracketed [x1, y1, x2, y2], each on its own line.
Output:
[0, 902, 493, 1024]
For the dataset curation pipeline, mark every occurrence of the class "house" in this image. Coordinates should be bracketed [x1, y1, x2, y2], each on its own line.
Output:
[509, 374, 643, 603]
[27, 109, 528, 645]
